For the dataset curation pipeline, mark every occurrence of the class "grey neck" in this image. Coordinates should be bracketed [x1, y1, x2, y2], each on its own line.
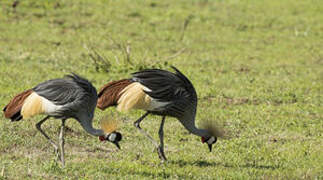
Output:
[78, 116, 105, 136]
[178, 113, 210, 138]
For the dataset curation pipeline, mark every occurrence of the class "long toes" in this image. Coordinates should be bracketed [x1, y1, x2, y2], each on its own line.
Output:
[53, 148, 60, 160]
[53, 147, 59, 154]
[159, 154, 167, 162]
[160, 153, 167, 161]
[157, 147, 167, 161]
[61, 160, 65, 168]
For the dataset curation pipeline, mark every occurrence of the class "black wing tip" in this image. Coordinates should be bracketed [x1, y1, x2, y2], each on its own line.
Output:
[11, 114, 22, 122]
[66, 72, 98, 94]
[65, 72, 91, 83]
[170, 66, 184, 75]
[131, 69, 158, 75]
[132, 66, 179, 76]
[65, 72, 81, 79]
[170, 65, 178, 71]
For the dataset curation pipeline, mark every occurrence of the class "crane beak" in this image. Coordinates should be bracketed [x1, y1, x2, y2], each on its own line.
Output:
[208, 144, 212, 152]
[113, 141, 121, 149]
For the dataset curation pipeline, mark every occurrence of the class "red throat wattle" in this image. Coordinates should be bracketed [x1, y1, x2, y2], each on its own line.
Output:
[99, 136, 105, 141]
[201, 137, 206, 143]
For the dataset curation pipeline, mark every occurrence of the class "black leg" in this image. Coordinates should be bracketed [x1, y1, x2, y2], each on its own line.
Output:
[35, 116, 59, 160]
[157, 116, 167, 162]
[134, 112, 159, 148]
[59, 119, 66, 167]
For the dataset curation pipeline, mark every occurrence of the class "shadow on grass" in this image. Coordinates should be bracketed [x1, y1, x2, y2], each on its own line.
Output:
[169, 159, 280, 170]
[104, 161, 280, 179]
[107, 166, 190, 179]
[128, 170, 188, 179]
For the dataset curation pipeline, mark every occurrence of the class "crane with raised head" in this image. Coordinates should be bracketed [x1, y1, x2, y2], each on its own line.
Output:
[97, 66, 219, 161]
[3, 73, 122, 167]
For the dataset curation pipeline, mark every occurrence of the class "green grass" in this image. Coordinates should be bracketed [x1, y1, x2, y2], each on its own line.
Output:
[0, 0, 322, 179]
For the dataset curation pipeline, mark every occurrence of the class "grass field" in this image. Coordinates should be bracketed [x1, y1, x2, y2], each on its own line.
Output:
[0, 0, 322, 179]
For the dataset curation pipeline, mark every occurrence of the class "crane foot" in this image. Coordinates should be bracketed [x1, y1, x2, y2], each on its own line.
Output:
[157, 146, 167, 162]
[134, 122, 141, 129]
[54, 146, 60, 162]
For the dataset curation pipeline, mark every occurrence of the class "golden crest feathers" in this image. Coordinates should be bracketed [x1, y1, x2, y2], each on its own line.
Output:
[100, 115, 119, 134]
[200, 120, 226, 138]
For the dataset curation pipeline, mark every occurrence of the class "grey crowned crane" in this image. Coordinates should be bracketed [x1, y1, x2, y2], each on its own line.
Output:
[97, 66, 218, 161]
[3, 74, 122, 167]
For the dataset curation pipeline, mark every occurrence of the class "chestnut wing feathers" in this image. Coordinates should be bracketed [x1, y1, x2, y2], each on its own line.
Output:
[3, 89, 33, 120]
[97, 79, 132, 110]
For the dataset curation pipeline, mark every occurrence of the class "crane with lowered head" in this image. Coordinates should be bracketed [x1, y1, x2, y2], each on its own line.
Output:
[97, 66, 221, 161]
[3, 73, 122, 167]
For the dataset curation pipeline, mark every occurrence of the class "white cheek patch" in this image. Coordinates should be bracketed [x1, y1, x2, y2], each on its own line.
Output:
[207, 137, 216, 144]
[108, 133, 117, 141]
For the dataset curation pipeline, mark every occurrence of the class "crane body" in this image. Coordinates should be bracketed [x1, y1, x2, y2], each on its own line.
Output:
[97, 66, 218, 161]
[3, 74, 121, 167]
